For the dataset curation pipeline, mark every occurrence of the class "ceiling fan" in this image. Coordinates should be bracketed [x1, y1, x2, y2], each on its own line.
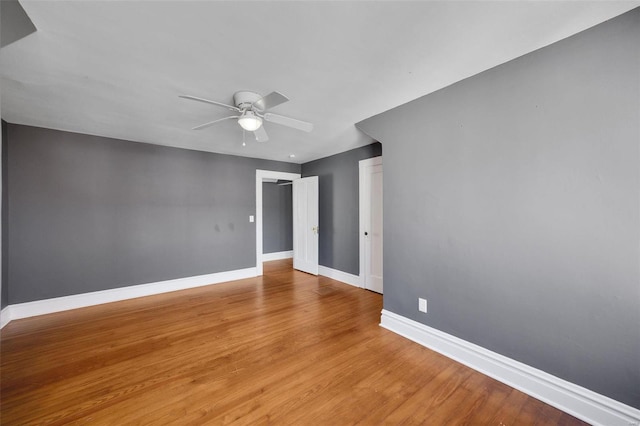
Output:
[179, 91, 313, 142]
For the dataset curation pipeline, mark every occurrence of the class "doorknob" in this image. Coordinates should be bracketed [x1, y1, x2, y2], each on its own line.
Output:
[364, 231, 368, 236]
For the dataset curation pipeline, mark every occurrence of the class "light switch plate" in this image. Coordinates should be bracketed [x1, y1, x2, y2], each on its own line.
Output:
[249, 215, 254, 223]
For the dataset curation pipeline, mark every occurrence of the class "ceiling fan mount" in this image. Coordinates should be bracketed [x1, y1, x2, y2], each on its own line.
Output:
[179, 90, 313, 143]
[233, 91, 263, 111]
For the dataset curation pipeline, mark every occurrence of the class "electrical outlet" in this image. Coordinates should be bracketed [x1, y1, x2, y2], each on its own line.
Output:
[418, 298, 427, 313]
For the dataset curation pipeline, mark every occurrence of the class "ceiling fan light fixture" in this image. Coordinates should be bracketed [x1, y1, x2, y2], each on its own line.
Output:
[238, 111, 263, 131]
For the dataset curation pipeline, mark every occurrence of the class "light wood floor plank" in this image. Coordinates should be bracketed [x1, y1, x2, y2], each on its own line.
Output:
[1, 259, 587, 425]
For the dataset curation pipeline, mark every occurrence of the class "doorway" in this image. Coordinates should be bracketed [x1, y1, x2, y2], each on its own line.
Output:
[256, 170, 301, 276]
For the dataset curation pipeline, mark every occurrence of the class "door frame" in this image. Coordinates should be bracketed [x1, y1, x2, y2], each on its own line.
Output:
[359, 156, 383, 288]
[256, 169, 301, 276]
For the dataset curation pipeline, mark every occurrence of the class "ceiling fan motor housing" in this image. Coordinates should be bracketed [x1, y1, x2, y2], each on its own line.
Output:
[234, 91, 263, 111]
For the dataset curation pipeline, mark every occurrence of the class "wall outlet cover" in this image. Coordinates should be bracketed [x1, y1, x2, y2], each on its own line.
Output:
[419, 298, 427, 313]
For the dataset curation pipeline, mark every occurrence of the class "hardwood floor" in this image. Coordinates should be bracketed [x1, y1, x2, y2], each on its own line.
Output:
[1, 259, 586, 425]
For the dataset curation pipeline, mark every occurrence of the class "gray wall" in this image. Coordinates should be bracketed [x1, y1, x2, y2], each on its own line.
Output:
[357, 9, 639, 409]
[302, 143, 382, 275]
[262, 182, 292, 254]
[0, 0, 37, 48]
[5, 124, 299, 304]
[1, 121, 7, 309]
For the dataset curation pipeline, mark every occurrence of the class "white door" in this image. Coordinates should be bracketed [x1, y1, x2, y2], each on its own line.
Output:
[293, 176, 319, 275]
[360, 158, 383, 293]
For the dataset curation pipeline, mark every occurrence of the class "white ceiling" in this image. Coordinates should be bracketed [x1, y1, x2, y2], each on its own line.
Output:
[1, 1, 638, 164]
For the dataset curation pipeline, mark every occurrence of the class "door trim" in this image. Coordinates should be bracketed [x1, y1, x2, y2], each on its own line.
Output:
[359, 156, 383, 288]
[256, 169, 301, 276]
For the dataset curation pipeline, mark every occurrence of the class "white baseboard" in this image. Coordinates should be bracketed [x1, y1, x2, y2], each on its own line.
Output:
[318, 266, 361, 288]
[262, 250, 293, 261]
[0, 306, 11, 329]
[2, 267, 257, 326]
[380, 309, 640, 426]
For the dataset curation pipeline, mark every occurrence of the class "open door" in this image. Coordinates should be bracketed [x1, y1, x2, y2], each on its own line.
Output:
[293, 176, 319, 275]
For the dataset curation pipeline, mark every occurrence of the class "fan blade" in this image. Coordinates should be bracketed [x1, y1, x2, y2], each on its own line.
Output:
[254, 125, 269, 142]
[253, 91, 289, 111]
[179, 95, 240, 112]
[264, 113, 313, 132]
[192, 116, 239, 130]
